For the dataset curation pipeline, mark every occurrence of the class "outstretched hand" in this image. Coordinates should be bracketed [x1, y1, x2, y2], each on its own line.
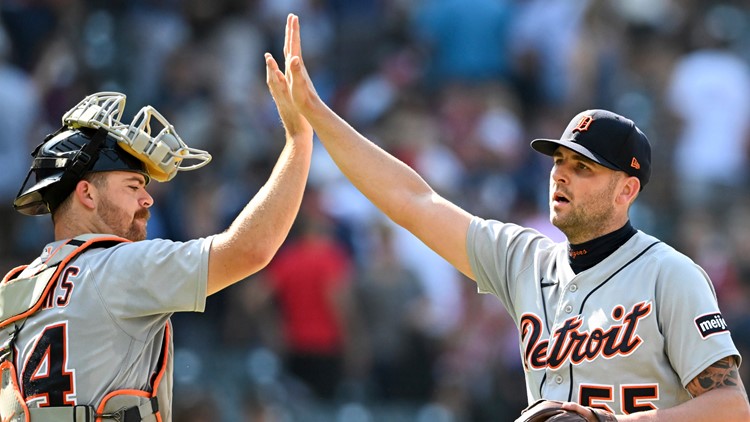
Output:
[265, 46, 312, 140]
[265, 13, 322, 121]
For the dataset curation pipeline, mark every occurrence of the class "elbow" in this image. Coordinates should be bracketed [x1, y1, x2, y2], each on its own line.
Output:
[242, 244, 279, 274]
[212, 234, 280, 281]
[387, 189, 438, 230]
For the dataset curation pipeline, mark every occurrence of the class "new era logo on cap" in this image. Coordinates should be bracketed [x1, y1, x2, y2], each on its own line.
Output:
[530, 109, 652, 190]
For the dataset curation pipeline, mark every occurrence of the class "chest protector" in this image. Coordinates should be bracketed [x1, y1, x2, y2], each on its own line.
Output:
[0, 235, 167, 422]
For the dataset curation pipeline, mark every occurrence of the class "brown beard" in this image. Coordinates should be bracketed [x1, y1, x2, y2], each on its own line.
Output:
[551, 175, 619, 243]
[98, 195, 150, 241]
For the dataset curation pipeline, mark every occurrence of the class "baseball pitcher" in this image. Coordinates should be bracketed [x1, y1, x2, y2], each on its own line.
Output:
[267, 14, 750, 421]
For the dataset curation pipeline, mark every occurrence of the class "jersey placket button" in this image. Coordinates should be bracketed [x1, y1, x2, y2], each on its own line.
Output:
[555, 375, 564, 384]
[564, 305, 573, 314]
[569, 284, 578, 292]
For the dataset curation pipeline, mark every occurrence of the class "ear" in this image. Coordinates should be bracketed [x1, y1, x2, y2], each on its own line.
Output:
[73, 180, 97, 210]
[616, 176, 640, 205]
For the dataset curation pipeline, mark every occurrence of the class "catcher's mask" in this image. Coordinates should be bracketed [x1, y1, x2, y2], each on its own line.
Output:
[13, 92, 211, 216]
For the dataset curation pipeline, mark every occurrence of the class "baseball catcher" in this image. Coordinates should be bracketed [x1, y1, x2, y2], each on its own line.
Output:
[0, 67, 312, 422]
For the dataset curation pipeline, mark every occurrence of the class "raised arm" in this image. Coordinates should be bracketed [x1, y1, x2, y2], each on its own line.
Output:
[268, 13, 476, 279]
[206, 52, 314, 295]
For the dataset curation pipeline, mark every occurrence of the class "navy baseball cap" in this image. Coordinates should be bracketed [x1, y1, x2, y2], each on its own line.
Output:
[530, 109, 651, 190]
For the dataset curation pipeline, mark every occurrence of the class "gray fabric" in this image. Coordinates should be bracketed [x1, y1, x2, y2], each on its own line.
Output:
[466, 217, 739, 411]
[0, 234, 213, 421]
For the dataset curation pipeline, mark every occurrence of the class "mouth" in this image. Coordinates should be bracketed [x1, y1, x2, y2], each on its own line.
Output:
[552, 192, 570, 205]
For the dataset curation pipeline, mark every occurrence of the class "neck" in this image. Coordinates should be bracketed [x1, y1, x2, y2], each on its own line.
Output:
[53, 211, 102, 241]
[55, 224, 91, 241]
[563, 215, 629, 244]
[568, 221, 637, 273]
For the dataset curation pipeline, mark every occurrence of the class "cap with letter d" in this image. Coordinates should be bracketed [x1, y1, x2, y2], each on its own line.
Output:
[530, 109, 651, 190]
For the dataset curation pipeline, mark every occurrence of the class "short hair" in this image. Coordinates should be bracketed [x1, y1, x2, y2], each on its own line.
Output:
[51, 172, 109, 223]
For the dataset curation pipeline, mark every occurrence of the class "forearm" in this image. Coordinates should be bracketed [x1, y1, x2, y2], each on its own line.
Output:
[209, 135, 312, 294]
[281, 13, 474, 276]
[617, 386, 750, 421]
[303, 98, 434, 226]
[302, 99, 475, 276]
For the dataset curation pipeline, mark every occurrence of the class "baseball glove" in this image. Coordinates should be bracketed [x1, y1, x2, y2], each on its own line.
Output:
[515, 400, 617, 422]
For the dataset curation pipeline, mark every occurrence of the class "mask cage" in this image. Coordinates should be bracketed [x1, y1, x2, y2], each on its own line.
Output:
[61, 92, 211, 182]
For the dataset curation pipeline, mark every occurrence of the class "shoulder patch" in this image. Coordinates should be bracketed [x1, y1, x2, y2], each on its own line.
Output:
[694, 313, 729, 338]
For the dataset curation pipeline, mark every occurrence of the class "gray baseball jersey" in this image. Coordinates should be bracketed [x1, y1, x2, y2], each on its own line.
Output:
[0, 235, 212, 421]
[467, 217, 740, 415]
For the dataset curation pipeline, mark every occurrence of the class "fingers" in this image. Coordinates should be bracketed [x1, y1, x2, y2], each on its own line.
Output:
[265, 51, 313, 138]
[284, 13, 301, 59]
[264, 53, 285, 88]
[287, 56, 306, 89]
[284, 14, 293, 58]
[273, 13, 319, 114]
[265, 53, 279, 77]
[283, 14, 303, 64]
[289, 14, 302, 60]
[266, 49, 300, 102]
[560, 402, 598, 422]
[265, 52, 292, 107]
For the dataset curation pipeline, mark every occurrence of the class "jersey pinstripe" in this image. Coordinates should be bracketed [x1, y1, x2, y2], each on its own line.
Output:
[467, 217, 739, 415]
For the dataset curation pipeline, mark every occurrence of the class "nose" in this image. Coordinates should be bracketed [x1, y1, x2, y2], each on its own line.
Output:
[140, 190, 154, 208]
[550, 163, 568, 186]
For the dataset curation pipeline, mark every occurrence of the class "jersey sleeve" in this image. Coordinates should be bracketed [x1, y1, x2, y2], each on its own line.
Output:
[654, 249, 741, 387]
[80, 236, 213, 318]
[467, 217, 557, 314]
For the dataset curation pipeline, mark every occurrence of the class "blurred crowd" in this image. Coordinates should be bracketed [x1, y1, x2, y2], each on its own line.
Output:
[3, 0, 750, 421]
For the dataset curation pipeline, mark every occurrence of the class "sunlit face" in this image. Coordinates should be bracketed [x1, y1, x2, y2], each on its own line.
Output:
[94, 172, 152, 241]
[549, 147, 623, 243]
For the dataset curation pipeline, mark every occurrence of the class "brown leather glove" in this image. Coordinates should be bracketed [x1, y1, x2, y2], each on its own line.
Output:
[515, 400, 617, 422]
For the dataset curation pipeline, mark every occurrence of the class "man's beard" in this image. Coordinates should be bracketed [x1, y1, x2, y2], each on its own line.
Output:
[552, 203, 613, 241]
[97, 195, 150, 241]
[550, 177, 618, 243]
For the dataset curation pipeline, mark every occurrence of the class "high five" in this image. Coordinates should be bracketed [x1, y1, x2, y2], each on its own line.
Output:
[265, 15, 475, 278]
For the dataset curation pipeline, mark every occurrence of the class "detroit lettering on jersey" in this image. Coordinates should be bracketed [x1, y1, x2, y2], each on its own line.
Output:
[520, 301, 652, 370]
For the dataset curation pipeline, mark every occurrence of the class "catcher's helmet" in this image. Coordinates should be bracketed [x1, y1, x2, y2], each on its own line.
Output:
[13, 127, 150, 216]
[14, 91, 212, 216]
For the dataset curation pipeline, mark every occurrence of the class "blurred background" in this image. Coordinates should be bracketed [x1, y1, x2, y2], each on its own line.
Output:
[3, 0, 750, 420]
